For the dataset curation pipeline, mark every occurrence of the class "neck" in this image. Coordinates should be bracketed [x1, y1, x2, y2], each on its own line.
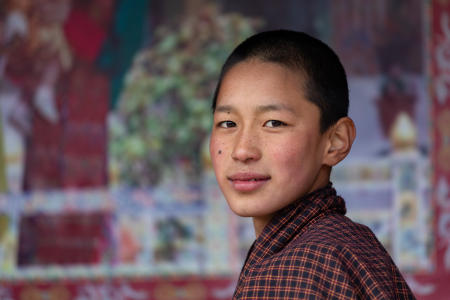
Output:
[252, 214, 274, 237]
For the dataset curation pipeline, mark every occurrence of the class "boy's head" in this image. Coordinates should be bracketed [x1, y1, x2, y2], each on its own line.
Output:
[209, 30, 355, 233]
[212, 29, 349, 133]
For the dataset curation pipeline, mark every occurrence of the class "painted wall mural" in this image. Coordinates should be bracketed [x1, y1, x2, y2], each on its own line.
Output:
[0, 0, 448, 299]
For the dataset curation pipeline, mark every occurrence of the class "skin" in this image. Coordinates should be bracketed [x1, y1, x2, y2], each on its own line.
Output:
[210, 59, 356, 236]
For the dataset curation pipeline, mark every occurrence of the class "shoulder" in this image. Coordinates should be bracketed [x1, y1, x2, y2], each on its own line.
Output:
[270, 213, 414, 299]
[292, 213, 383, 252]
[260, 215, 372, 284]
[285, 213, 392, 270]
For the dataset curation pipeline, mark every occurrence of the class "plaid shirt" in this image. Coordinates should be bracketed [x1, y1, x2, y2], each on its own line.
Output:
[233, 184, 415, 299]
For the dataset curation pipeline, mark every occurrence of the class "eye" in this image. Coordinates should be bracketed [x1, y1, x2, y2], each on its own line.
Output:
[264, 120, 287, 128]
[218, 120, 237, 128]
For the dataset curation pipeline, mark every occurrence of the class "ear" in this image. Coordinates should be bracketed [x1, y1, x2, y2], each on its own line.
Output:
[323, 117, 356, 167]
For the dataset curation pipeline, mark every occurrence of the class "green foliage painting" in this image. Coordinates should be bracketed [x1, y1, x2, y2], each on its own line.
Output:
[110, 5, 261, 186]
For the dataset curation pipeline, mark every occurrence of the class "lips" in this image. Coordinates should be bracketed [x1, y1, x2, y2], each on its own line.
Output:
[227, 172, 271, 192]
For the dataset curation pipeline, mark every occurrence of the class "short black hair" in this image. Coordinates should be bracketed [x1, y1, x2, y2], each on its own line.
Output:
[212, 29, 349, 133]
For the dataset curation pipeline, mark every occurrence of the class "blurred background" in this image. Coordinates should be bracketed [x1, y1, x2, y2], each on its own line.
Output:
[0, 0, 449, 299]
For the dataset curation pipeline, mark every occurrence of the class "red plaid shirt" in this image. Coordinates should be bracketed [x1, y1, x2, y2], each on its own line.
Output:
[233, 184, 415, 299]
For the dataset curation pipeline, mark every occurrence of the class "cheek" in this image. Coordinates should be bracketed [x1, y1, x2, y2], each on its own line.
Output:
[273, 147, 302, 173]
[209, 136, 225, 170]
[270, 138, 302, 162]
[270, 139, 315, 175]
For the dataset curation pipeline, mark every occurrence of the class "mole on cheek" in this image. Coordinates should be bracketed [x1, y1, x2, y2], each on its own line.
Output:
[218, 150, 222, 155]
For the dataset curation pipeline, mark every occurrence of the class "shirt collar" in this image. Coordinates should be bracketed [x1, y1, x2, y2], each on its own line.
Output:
[244, 182, 346, 268]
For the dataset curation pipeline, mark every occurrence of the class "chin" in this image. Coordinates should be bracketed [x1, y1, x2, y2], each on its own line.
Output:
[227, 201, 249, 217]
[233, 211, 254, 218]
[226, 199, 255, 217]
[227, 201, 271, 218]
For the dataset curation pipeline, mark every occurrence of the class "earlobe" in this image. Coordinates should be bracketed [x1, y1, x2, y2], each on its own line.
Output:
[323, 117, 356, 166]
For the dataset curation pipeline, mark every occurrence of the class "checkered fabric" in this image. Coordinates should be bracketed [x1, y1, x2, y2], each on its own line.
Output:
[233, 184, 415, 299]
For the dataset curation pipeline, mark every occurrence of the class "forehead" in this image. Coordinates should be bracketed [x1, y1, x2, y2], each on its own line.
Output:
[216, 60, 308, 109]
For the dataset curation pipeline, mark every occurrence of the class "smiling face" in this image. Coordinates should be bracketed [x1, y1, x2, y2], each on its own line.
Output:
[210, 60, 332, 227]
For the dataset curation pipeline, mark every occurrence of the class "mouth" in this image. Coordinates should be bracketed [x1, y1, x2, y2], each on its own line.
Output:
[227, 172, 271, 192]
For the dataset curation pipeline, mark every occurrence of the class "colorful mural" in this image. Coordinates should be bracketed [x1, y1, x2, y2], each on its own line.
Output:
[0, 0, 448, 299]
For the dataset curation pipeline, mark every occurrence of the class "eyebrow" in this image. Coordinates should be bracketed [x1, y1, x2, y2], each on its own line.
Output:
[214, 103, 296, 114]
[256, 104, 295, 114]
[214, 105, 234, 113]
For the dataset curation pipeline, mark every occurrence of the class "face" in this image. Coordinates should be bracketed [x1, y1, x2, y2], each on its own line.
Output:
[210, 60, 331, 220]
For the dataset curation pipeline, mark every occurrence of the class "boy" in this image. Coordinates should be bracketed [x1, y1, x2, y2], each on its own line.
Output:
[209, 30, 415, 299]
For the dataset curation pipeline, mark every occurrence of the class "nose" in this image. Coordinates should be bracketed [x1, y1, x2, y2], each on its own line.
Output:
[231, 129, 261, 163]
